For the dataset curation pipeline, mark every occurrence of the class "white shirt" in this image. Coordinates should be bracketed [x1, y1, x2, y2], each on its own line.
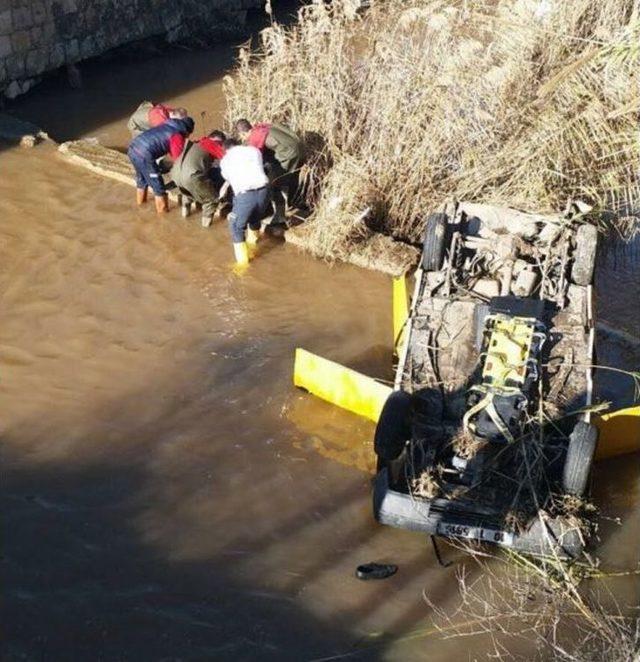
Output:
[220, 145, 269, 194]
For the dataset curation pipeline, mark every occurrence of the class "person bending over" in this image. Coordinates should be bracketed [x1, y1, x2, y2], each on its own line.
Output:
[127, 102, 188, 137]
[127, 115, 194, 214]
[235, 118, 303, 221]
[170, 130, 227, 227]
[235, 119, 302, 175]
[219, 138, 270, 265]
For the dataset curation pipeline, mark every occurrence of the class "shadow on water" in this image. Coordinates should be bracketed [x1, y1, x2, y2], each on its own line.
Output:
[1, 339, 374, 660]
[1, 326, 470, 661]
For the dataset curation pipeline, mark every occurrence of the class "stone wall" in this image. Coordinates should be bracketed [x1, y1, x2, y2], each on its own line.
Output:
[0, 0, 260, 98]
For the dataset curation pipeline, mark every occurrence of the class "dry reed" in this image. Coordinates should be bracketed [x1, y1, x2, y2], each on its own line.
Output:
[224, 0, 640, 263]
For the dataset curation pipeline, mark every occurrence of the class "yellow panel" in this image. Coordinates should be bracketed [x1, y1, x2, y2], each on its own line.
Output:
[293, 348, 392, 423]
[595, 406, 640, 459]
[392, 275, 409, 355]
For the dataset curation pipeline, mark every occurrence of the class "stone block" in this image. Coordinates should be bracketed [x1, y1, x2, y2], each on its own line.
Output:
[93, 29, 107, 51]
[0, 33, 11, 58]
[12, 5, 32, 30]
[29, 25, 41, 43]
[26, 48, 47, 74]
[5, 80, 21, 99]
[80, 35, 94, 58]
[5, 54, 25, 78]
[0, 9, 12, 35]
[31, 1, 48, 24]
[20, 77, 38, 94]
[65, 38, 79, 61]
[41, 20, 55, 40]
[60, 0, 78, 13]
[11, 29, 30, 52]
[49, 42, 65, 68]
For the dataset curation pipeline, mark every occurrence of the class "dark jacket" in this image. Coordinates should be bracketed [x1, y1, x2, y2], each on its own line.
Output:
[264, 123, 302, 172]
[170, 140, 211, 187]
[129, 118, 194, 161]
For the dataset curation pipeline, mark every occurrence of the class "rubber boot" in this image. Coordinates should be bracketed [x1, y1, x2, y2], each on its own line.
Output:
[246, 228, 260, 245]
[233, 242, 249, 266]
[154, 194, 169, 214]
[136, 187, 148, 205]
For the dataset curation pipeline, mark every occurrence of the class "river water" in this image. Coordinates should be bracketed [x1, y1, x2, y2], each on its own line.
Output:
[1, 44, 639, 661]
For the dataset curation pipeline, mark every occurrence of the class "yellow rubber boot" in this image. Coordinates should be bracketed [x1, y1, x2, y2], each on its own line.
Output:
[246, 228, 260, 245]
[233, 242, 249, 265]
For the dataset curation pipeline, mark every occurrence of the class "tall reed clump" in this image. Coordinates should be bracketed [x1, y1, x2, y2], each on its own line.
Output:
[224, 0, 639, 261]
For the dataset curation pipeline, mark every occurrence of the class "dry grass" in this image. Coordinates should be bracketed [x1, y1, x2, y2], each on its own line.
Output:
[452, 428, 487, 459]
[411, 467, 441, 498]
[423, 539, 640, 662]
[224, 0, 640, 262]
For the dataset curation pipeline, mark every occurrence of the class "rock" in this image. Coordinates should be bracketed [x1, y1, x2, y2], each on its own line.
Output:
[67, 63, 82, 89]
[32, 2, 48, 24]
[26, 48, 47, 74]
[4, 80, 21, 99]
[80, 36, 94, 59]
[12, 6, 33, 31]
[5, 54, 26, 78]
[49, 43, 65, 68]
[11, 30, 31, 52]
[20, 134, 37, 148]
[20, 78, 39, 94]
[65, 38, 79, 61]
[286, 224, 419, 276]
[29, 25, 42, 45]
[0, 34, 11, 58]
[0, 10, 12, 36]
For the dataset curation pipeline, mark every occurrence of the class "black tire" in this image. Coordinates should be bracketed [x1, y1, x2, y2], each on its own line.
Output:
[571, 224, 598, 286]
[562, 421, 598, 496]
[421, 213, 448, 271]
[374, 391, 412, 462]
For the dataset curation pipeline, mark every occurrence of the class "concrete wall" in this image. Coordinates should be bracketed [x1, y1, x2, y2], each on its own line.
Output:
[0, 0, 259, 98]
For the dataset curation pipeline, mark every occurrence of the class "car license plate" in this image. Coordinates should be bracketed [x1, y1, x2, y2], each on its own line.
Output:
[437, 521, 514, 546]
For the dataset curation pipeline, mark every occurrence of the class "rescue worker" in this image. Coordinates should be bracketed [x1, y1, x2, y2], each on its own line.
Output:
[127, 101, 188, 137]
[170, 130, 227, 228]
[219, 138, 270, 265]
[127, 114, 195, 214]
[235, 119, 303, 223]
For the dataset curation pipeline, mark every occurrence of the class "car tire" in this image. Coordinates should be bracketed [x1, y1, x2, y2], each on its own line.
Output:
[374, 391, 412, 462]
[421, 213, 448, 271]
[562, 421, 598, 496]
[571, 224, 598, 286]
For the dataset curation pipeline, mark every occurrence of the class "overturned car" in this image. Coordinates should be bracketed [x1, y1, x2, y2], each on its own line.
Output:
[373, 201, 599, 558]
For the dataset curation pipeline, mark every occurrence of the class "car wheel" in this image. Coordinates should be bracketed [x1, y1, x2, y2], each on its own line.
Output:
[421, 212, 448, 271]
[374, 391, 412, 463]
[571, 224, 598, 286]
[562, 421, 598, 496]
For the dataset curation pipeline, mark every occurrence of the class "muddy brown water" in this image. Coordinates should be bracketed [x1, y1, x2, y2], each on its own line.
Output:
[2, 46, 639, 660]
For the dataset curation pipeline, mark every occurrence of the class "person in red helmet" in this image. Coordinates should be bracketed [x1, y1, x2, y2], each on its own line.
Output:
[170, 130, 227, 227]
[127, 101, 188, 137]
[235, 118, 303, 224]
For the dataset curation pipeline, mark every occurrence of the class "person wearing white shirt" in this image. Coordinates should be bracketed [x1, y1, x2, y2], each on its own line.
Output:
[220, 140, 270, 264]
